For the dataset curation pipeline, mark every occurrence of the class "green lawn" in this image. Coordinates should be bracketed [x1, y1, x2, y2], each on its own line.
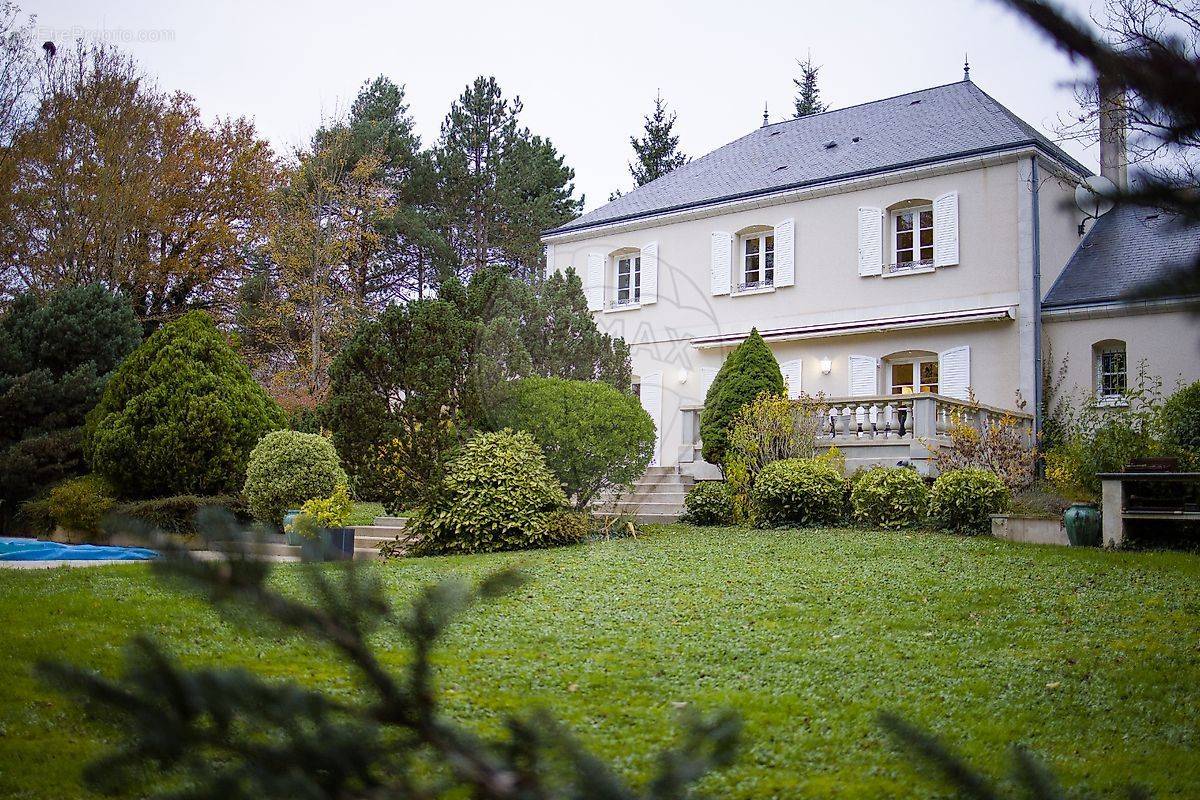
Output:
[1, 526, 1199, 798]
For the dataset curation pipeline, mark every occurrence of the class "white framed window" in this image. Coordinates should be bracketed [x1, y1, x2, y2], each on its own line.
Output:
[888, 356, 939, 395]
[737, 229, 775, 292]
[892, 205, 934, 267]
[1094, 341, 1127, 403]
[611, 254, 641, 308]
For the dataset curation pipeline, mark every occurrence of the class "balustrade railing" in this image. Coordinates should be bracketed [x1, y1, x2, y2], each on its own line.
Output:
[679, 393, 1034, 464]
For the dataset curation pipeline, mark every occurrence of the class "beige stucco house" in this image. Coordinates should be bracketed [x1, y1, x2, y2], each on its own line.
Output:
[543, 79, 1200, 493]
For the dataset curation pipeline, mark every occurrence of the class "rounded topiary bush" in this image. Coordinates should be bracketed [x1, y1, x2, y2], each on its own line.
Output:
[412, 429, 570, 555]
[86, 311, 285, 498]
[850, 466, 929, 530]
[492, 377, 655, 509]
[750, 458, 845, 527]
[1163, 380, 1200, 458]
[244, 431, 348, 525]
[928, 468, 1011, 534]
[682, 482, 733, 526]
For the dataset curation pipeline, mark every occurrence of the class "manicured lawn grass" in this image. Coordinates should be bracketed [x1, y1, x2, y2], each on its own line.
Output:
[1, 526, 1199, 798]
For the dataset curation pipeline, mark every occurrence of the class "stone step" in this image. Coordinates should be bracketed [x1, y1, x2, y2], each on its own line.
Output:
[596, 490, 688, 505]
[373, 516, 409, 527]
[351, 525, 410, 537]
[593, 505, 687, 518]
[593, 499, 685, 511]
[632, 472, 690, 486]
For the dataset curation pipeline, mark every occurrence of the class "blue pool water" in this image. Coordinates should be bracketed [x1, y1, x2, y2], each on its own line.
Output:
[0, 537, 158, 561]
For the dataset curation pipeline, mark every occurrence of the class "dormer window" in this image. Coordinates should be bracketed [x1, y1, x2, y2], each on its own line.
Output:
[738, 227, 775, 292]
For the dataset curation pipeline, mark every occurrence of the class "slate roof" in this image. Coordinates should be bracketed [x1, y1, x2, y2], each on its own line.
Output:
[1043, 203, 1200, 307]
[549, 80, 1089, 236]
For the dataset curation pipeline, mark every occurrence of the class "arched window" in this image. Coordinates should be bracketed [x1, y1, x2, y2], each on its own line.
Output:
[608, 247, 641, 308]
[884, 349, 939, 395]
[1093, 339, 1127, 403]
[735, 225, 775, 292]
[886, 199, 934, 268]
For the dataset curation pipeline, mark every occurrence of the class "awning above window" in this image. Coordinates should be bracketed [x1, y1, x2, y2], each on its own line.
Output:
[690, 305, 1015, 350]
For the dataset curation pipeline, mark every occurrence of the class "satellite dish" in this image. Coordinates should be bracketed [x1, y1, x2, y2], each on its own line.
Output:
[1075, 175, 1117, 219]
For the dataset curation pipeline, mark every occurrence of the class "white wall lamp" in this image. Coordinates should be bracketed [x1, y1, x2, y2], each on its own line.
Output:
[819, 357, 832, 375]
[677, 368, 689, 384]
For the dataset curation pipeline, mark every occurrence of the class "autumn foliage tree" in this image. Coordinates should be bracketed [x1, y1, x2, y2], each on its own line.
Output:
[0, 41, 276, 321]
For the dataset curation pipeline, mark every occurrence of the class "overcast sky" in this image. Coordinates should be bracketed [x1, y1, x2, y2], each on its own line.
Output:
[31, 0, 1099, 211]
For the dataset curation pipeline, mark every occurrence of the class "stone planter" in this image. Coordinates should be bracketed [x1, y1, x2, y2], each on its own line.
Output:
[990, 514, 1069, 546]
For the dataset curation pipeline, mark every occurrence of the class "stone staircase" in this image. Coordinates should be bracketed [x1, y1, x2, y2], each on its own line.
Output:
[351, 516, 415, 559]
[590, 467, 693, 524]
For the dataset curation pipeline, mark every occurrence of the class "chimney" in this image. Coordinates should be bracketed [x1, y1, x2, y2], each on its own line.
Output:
[1098, 77, 1128, 191]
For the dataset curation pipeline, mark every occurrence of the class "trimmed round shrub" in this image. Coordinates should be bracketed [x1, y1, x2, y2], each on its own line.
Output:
[244, 431, 348, 525]
[699, 329, 786, 466]
[850, 466, 929, 530]
[1163, 380, 1200, 457]
[492, 377, 655, 508]
[928, 468, 1011, 534]
[86, 311, 285, 498]
[750, 458, 845, 527]
[412, 430, 570, 554]
[682, 482, 733, 525]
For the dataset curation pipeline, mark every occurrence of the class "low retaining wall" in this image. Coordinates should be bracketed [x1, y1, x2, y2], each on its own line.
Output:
[990, 514, 1069, 546]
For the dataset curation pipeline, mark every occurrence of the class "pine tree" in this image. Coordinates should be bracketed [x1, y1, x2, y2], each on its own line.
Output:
[793, 55, 829, 118]
[435, 77, 580, 282]
[629, 92, 688, 187]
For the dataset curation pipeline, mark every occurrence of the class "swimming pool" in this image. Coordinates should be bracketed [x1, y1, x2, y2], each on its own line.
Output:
[0, 537, 158, 561]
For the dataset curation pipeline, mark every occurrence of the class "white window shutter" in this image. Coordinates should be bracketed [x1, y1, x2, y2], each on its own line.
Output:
[939, 345, 971, 400]
[710, 231, 732, 295]
[544, 244, 556, 277]
[774, 218, 795, 288]
[781, 359, 803, 399]
[847, 355, 879, 396]
[700, 366, 720, 401]
[857, 207, 883, 276]
[639, 371, 663, 467]
[585, 252, 604, 312]
[640, 242, 658, 305]
[933, 191, 959, 267]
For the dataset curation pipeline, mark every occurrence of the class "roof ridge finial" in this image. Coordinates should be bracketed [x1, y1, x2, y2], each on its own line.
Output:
[963, 53, 971, 82]
[762, 101, 769, 128]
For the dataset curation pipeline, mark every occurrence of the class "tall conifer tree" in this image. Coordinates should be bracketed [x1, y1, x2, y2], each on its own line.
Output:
[793, 55, 829, 118]
[629, 92, 688, 187]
